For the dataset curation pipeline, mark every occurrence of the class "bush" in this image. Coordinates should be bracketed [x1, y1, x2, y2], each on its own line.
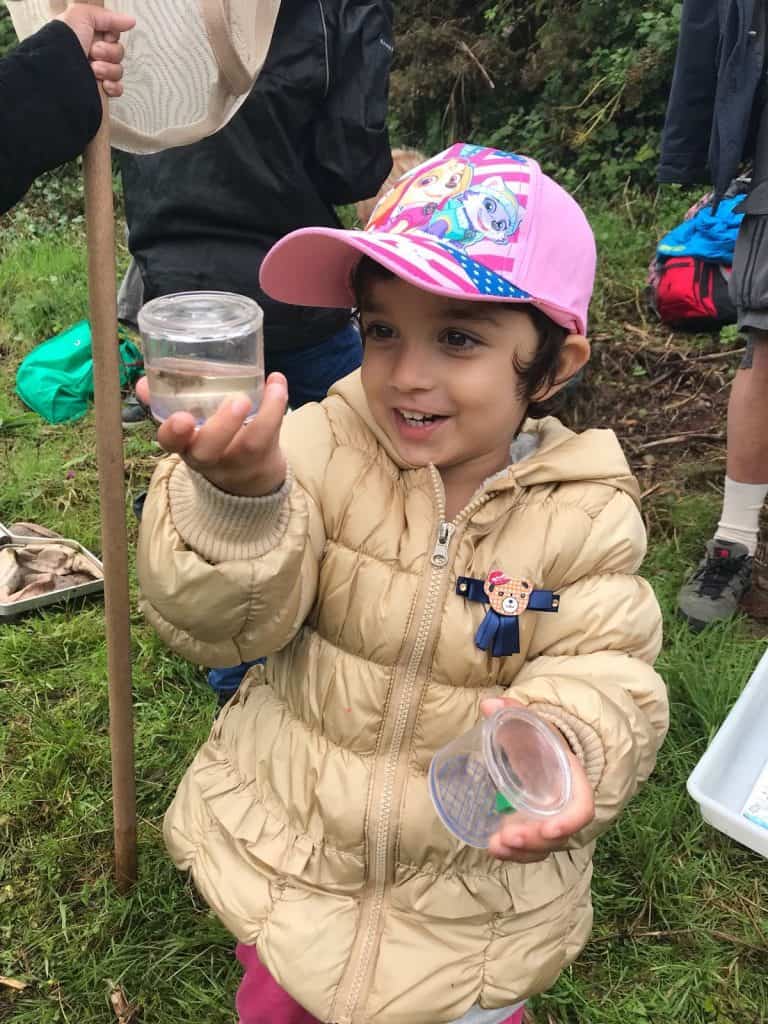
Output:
[390, 0, 683, 192]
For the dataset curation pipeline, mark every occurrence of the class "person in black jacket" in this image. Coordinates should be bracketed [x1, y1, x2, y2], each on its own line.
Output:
[0, 3, 134, 214]
[117, 0, 394, 704]
[117, 0, 394, 422]
[659, 0, 768, 630]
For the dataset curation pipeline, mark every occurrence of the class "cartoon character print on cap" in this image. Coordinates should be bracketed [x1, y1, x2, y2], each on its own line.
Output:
[357, 143, 541, 304]
[483, 570, 532, 616]
[367, 157, 473, 233]
[426, 176, 523, 249]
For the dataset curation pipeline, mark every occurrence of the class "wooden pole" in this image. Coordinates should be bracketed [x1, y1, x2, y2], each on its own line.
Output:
[82, 0, 137, 891]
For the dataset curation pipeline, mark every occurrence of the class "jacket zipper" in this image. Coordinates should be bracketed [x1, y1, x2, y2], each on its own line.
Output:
[431, 520, 456, 567]
[338, 469, 492, 1023]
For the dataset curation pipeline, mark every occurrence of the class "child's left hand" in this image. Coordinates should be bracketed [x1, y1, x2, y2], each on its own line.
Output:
[480, 697, 595, 862]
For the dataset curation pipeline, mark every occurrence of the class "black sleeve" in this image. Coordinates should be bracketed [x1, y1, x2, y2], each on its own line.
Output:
[0, 19, 102, 214]
[657, 0, 719, 185]
[309, 0, 394, 206]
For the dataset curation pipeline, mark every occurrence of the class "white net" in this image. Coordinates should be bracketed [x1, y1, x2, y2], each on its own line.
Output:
[4, 0, 281, 153]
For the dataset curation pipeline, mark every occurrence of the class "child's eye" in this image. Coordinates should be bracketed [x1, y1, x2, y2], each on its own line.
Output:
[362, 322, 395, 341]
[440, 329, 478, 351]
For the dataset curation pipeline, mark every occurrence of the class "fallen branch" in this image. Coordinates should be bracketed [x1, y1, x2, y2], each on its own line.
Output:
[622, 322, 656, 342]
[689, 347, 746, 363]
[457, 41, 495, 89]
[640, 482, 667, 500]
[665, 387, 705, 412]
[646, 368, 678, 388]
[639, 432, 724, 451]
[590, 927, 768, 954]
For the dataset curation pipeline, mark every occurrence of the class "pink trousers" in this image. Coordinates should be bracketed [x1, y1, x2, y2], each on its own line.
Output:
[235, 943, 525, 1024]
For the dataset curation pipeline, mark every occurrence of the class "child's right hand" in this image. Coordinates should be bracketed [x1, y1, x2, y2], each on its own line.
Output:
[136, 373, 289, 497]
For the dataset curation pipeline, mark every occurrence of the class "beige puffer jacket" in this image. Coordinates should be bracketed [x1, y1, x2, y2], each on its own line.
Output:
[137, 371, 668, 1024]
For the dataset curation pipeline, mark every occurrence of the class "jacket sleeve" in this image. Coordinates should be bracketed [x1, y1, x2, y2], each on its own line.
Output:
[137, 402, 336, 668]
[308, 0, 394, 205]
[657, 0, 718, 185]
[507, 489, 668, 845]
[0, 20, 102, 214]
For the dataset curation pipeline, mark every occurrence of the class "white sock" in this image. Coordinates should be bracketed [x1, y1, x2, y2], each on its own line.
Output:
[715, 477, 768, 555]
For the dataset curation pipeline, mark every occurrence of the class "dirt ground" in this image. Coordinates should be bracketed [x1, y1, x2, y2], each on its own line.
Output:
[560, 323, 737, 500]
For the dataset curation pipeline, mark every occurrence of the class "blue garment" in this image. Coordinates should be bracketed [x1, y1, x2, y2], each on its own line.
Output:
[209, 660, 263, 701]
[207, 320, 363, 700]
[657, 194, 746, 263]
[265, 321, 362, 407]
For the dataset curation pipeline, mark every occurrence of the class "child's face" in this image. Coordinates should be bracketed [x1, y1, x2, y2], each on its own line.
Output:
[360, 275, 550, 492]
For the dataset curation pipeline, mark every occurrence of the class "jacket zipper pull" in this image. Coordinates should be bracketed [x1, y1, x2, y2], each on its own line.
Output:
[430, 521, 455, 567]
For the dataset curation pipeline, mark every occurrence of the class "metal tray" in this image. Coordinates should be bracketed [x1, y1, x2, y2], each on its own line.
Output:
[0, 522, 105, 618]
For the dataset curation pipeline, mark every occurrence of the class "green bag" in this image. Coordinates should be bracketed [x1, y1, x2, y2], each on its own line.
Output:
[15, 320, 143, 424]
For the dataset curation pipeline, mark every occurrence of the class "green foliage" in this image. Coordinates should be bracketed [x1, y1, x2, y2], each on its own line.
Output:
[583, 183, 701, 331]
[3, 165, 88, 240]
[0, 228, 90, 346]
[391, 0, 683, 191]
[0, 6, 15, 58]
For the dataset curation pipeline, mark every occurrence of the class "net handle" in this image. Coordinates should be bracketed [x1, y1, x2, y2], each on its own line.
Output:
[81, 0, 138, 893]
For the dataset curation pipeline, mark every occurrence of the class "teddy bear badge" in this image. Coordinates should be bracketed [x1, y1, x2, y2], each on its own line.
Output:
[456, 569, 559, 656]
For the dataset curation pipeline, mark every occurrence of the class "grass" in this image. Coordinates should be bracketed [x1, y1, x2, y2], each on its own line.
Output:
[1, 175, 767, 1024]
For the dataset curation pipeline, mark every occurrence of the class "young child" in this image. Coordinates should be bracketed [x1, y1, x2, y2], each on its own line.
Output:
[136, 143, 668, 1024]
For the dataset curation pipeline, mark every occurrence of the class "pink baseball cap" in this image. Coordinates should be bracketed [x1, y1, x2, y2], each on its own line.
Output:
[260, 143, 596, 335]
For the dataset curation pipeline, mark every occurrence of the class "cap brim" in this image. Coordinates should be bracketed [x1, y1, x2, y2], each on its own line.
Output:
[259, 227, 581, 333]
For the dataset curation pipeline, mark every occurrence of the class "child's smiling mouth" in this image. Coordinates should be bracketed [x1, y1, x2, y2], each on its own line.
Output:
[393, 408, 449, 439]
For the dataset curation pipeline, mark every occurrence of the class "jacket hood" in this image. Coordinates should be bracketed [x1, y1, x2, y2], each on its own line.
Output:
[328, 370, 640, 507]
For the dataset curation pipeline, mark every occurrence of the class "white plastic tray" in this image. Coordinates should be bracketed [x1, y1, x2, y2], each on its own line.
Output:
[687, 646, 768, 858]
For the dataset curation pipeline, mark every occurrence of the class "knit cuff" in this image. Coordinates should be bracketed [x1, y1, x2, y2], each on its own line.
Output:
[527, 702, 606, 789]
[167, 461, 293, 563]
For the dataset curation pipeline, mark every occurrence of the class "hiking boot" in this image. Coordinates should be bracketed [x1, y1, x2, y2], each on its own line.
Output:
[740, 497, 768, 622]
[677, 539, 752, 631]
[122, 391, 150, 429]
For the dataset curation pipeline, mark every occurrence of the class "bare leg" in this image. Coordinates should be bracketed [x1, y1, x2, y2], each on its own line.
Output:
[677, 337, 767, 628]
[726, 335, 768, 482]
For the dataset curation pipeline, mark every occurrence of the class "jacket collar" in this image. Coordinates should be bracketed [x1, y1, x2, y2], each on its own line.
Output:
[328, 370, 640, 508]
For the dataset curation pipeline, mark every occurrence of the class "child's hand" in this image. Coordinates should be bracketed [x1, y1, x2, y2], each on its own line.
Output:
[57, 4, 135, 98]
[480, 697, 595, 862]
[136, 373, 289, 497]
